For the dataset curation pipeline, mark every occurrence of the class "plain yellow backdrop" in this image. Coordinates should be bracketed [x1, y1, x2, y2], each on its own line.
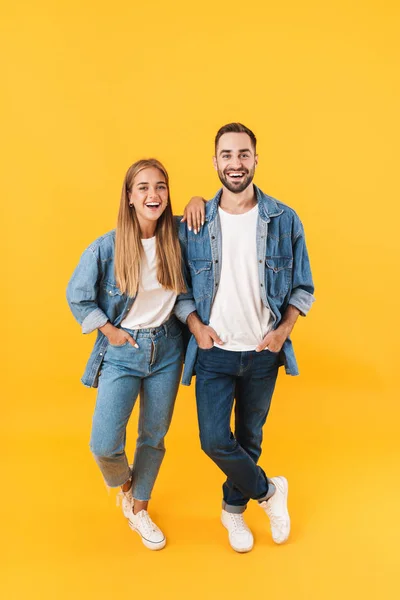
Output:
[1, 0, 399, 598]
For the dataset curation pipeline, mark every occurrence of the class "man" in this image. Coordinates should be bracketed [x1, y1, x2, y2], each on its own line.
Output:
[175, 123, 315, 552]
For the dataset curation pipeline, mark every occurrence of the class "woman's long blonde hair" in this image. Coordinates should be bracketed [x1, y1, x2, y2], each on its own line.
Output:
[115, 159, 186, 298]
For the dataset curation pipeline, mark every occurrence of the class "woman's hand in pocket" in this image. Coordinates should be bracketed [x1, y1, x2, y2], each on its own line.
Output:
[99, 322, 138, 348]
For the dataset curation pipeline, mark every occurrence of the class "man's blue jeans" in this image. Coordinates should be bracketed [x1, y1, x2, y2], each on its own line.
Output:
[195, 346, 279, 513]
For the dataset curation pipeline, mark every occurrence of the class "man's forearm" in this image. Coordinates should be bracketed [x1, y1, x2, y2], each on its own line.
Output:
[276, 305, 301, 337]
[187, 311, 204, 334]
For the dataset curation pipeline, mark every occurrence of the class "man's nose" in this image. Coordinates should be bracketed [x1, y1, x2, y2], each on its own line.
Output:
[231, 156, 242, 169]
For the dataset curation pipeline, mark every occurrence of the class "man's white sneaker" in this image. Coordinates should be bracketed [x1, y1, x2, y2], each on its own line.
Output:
[259, 476, 290, 544]
[128, 510, 166, 550]
[221, 509, 254, 553]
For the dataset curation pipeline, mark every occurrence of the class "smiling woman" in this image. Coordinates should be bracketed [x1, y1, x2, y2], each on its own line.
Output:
[66, 158, 191, 551]
[115, 159, 186, 299]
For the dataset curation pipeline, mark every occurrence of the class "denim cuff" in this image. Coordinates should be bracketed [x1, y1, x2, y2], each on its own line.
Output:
[289, 288, 315, 316]
[81, 308, 109, 334]
[173, 299, 197, 323]
[222, 501, 247, 514]
[256, 482, 276, 503]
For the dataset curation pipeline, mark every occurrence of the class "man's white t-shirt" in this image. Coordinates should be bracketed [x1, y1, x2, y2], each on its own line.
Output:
[121, 237, 176, 329]
[209, 205, 273, 351]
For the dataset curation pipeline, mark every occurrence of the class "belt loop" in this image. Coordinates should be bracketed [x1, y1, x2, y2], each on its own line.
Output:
[132, 329, 139, 341]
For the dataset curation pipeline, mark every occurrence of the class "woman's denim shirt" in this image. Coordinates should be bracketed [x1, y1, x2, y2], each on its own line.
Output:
[67, 221, 191, 388]
[67, 230, 136, 387]
[175, 185, 315, 385]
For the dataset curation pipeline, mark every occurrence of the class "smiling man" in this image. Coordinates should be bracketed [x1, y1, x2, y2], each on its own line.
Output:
[175, 122, 315, 553]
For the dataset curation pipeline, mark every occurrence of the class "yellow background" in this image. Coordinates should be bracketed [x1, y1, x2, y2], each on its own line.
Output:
[1, 0, 399, 598]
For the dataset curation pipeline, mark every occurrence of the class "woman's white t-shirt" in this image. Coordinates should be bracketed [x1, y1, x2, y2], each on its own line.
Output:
[121, 237, 176, 329]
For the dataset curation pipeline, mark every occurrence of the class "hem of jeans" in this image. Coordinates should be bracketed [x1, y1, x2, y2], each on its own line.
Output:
[222, 501, 247, 514]
[100, 470, 132, 489]
[256, 479, 275, 503]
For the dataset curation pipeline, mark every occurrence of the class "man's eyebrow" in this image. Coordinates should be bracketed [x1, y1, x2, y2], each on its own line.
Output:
[219, 148, 252, 155]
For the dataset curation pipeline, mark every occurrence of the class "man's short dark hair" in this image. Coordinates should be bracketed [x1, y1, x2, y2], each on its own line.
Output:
[215, 123, 257, 154]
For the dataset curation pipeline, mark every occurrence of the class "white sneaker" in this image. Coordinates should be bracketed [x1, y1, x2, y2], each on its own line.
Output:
[259, 476, 290, 544]
[128, 510, 166, 551]
[116, 484, 134, 518]
[221, 509, 254, 553]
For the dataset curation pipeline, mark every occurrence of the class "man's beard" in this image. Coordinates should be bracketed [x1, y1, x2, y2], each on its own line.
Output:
[217, 166, 255, 194]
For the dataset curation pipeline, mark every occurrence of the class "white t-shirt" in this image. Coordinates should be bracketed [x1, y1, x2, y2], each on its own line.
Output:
[209, 205, 273, 351]
[121, 237, 176, 329]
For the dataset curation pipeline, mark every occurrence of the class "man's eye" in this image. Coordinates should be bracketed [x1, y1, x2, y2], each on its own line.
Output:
[139, 187, 147, 191]
[240, 154, 249, 158]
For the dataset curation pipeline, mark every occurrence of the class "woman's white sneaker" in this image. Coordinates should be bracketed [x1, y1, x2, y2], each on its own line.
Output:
[221, 509, 254, 553]
[259, 476, 290, 544]
[128, 510, 166, 550]
[117, 486, 134, 519]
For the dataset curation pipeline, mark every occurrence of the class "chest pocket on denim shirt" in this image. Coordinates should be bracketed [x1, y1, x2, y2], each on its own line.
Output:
[265, 257, 292, 298]
[188, 259, 213, 299]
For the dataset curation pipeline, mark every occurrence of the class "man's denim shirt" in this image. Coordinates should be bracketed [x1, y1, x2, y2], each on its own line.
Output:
[175, 185, 315, 386]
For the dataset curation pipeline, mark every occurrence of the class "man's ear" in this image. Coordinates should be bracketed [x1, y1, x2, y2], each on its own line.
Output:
[212, 156, 218, 170]
[255, 154, 259, 167]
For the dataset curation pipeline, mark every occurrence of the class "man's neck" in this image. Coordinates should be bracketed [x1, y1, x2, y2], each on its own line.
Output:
[219, 184, 257, 215]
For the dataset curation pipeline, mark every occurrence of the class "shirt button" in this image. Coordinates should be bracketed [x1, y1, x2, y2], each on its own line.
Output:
[99, 353, 103, 356]
[215, 282, 219, 286]
[215, 260, 218, 264]
[211, 235, 215, 240]
[259, 259, 262, 263]
[260, 283, 263, 287]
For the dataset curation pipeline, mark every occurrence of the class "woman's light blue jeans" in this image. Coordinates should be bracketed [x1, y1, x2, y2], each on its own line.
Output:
[90, 316, 183, 501]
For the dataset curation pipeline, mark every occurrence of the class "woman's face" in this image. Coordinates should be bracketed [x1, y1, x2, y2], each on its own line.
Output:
[129, 167, 169, 230]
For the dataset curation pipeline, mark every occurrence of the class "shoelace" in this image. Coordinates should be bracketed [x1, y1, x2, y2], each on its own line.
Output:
[265, 504, 287, 528]
[137, 511, 158, 536]
[228, 513, 248, 532]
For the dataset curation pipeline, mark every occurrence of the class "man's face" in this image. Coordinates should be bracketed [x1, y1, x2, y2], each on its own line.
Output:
[213, 132, 258, 193]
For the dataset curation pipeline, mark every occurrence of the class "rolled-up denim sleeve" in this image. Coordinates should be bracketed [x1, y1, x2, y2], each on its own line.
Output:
[66, 248, 109, 334]
[173, 223, 196, 323]
[289, 223, 315, 316]
[174, 294, 196, 323]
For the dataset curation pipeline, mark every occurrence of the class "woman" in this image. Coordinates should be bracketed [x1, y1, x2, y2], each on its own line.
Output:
[67, 159, 192, 550]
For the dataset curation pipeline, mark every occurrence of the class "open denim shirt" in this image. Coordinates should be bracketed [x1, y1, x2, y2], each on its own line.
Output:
[67, 221, 189, 388]
[174, 185, 315, 385]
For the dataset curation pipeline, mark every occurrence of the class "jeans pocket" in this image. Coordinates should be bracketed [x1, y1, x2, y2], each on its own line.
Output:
[108, 341, 129, 348]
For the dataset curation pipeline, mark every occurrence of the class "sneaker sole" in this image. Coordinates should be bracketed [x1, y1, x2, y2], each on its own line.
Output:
[221, 518, 254, 553]
[128, 520, 166, 551]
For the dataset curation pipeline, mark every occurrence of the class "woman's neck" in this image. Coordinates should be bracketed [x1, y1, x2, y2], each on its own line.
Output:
[137, 217, 157, 239]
